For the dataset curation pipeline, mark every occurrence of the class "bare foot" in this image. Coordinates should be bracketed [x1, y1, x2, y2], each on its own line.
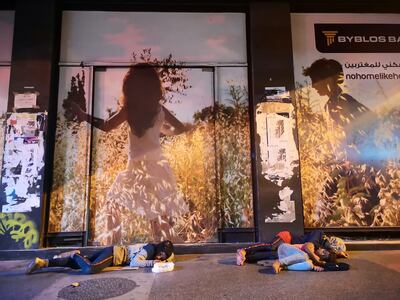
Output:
[236, 249, 246, 266]
[272, 261, 282, 274]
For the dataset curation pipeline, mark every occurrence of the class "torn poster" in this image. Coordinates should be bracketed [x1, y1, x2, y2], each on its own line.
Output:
[256, 101, 298, 186]
[262, 87, 291, 103]
[264, 187, 296, 223]
[0, 113, 46, 213]
[256, 89, 299, 223]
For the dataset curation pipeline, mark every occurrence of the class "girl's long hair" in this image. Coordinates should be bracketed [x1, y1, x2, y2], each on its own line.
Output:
[121, 63, 163, 137]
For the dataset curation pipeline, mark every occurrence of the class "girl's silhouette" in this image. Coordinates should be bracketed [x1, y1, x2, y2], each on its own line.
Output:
[72, 64, 188, 244]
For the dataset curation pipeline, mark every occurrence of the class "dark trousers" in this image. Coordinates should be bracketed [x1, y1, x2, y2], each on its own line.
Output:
[48, 246, 114, 274]
[244, 230, 326, 263]
[244, 238, 281, 263]
[291, 230, 326, 248]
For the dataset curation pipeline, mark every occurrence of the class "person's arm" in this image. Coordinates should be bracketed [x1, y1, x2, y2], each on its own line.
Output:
[161, 106, 186, 135]
[302, 243, 325, 268]
[129, 248, 156, 268]
[312, 264, 324, 272]
[337, 251, 349, 258]
[72, 102, 127, 132]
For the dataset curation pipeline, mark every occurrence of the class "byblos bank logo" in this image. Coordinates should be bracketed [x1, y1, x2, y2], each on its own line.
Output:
[315, 24, 400, 53]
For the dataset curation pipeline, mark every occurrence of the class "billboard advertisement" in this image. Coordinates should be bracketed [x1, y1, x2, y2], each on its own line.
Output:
[50, 11, 253, 244]
[292, 14, 400, 227]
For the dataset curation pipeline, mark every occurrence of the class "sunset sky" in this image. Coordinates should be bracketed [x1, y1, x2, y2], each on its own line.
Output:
[60, 11, 247, 64]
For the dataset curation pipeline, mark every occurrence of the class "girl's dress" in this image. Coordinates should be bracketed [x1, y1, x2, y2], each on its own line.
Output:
[107, 109, 188, 220]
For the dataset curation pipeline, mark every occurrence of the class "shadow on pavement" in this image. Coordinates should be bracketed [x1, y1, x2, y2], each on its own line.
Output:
[217, 257, 236, 265]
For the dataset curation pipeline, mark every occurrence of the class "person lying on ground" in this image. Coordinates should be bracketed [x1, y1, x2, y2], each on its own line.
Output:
[236, 230, 348, 266]
[271, 242, 350, 274]
[26, 240, 174, 275]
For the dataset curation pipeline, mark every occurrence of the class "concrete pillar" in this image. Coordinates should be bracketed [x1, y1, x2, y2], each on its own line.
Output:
[249, 1, 304, 242]
[1, 0, 60, 249]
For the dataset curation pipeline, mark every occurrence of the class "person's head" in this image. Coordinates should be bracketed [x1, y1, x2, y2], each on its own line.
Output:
[321, 235, 348, 258]
[155, 240, 174, 261]
[302, 58, 344, 96]
[316, 247, 337, 263]
[122, 63, 163, 137]
[327, 236, 347, 257]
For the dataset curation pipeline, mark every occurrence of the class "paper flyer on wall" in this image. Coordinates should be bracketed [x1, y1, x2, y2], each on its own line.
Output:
[256, 87, 298, 223]
[0, 112, 46, 213]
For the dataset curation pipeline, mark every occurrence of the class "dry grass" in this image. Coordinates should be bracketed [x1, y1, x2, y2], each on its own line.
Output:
[295, 83, 400, 227]
[49, 82, 253, 244]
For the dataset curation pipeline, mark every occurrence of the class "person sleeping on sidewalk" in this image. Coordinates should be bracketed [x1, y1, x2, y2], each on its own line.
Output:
[236, 230, 348, 266]
[26, 240, 174, 275]
[271, 242, 350, 274]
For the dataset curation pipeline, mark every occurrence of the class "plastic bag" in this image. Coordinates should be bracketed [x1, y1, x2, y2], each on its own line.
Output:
[152, 262, 174, 273]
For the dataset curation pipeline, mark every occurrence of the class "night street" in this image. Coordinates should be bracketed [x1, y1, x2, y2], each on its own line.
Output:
[1, 2, 400, 300]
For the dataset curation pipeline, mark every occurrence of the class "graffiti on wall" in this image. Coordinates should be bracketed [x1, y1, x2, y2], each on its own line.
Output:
[0, 212, 39, 249]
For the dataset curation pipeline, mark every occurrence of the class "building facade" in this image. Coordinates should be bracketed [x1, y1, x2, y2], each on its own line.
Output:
[0, 0, 399, 250]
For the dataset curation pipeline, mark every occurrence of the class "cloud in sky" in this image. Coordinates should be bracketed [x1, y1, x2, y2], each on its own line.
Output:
[206, 14, 226, 25]
[103, 17, 161, 60]
[206, 36, 237, 58]
[61, 12, 247, 64]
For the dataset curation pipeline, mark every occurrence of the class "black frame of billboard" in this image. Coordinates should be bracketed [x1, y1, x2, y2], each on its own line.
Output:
[290, 0, 400, 14]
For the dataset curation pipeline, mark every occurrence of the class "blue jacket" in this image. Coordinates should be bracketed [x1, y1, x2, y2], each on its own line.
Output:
[129, 243, 157, 267]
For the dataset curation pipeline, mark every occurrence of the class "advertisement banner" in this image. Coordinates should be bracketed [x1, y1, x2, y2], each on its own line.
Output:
[291, 14, 400, 227]
[51, 11, 252, 244]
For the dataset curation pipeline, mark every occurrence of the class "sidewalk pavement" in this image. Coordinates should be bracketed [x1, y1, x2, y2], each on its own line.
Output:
[1, 239, 400, 261]
[1, 250, 400, 300]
